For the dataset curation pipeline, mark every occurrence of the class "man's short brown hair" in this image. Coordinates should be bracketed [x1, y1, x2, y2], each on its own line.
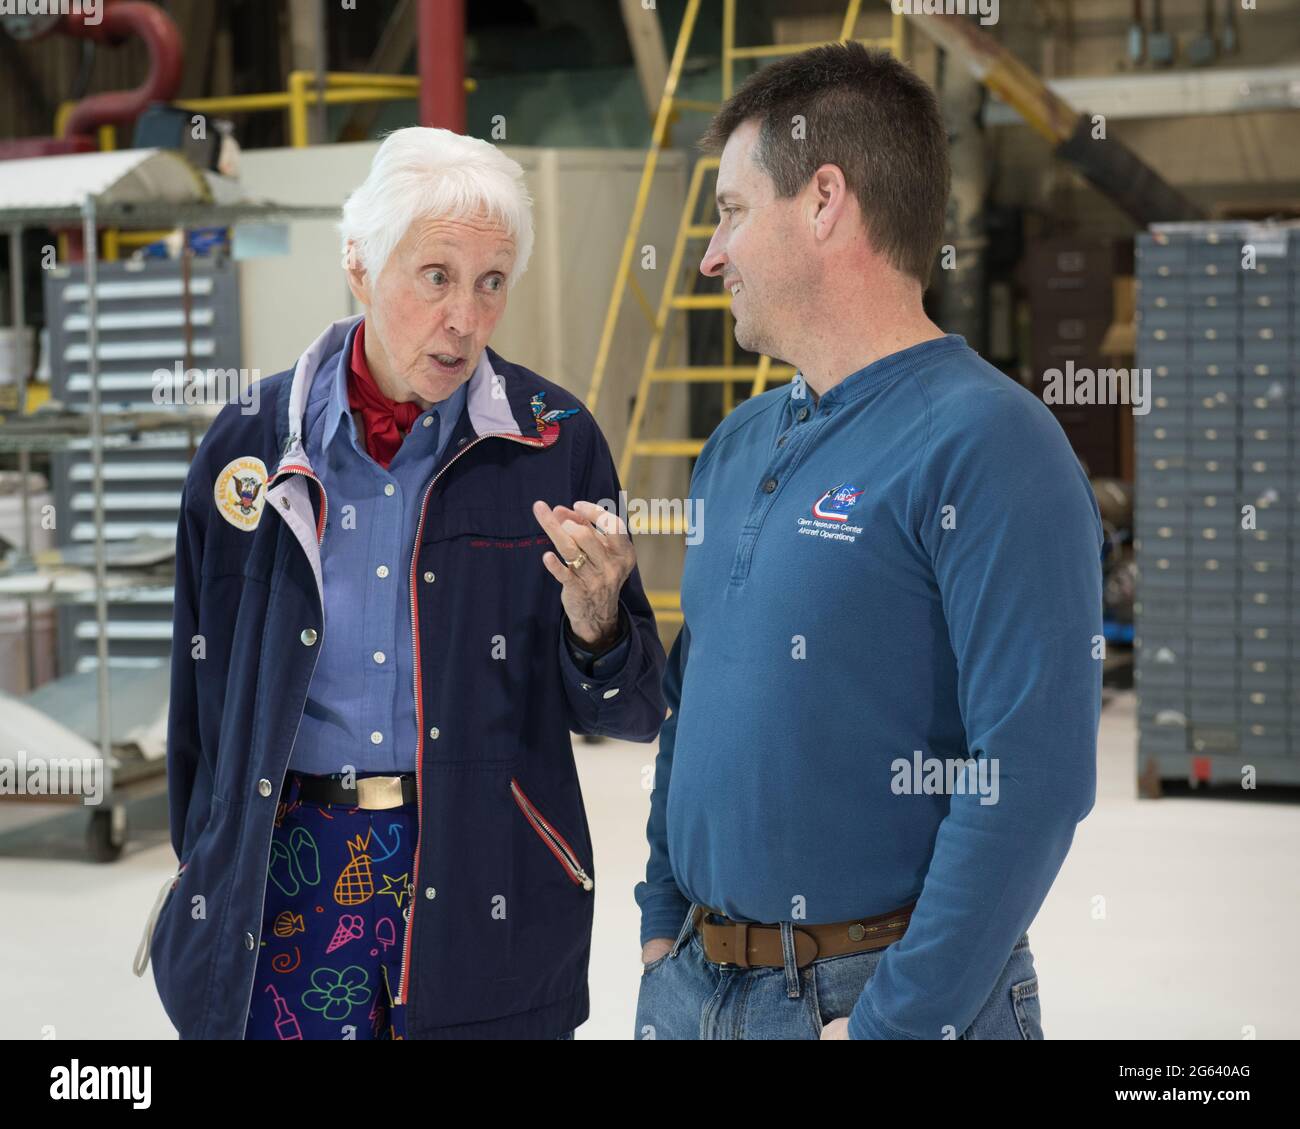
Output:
[700, 41, 950, 287]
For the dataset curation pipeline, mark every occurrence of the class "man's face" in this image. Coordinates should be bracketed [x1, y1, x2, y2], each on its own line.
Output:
[349, 211, 516, 403]
[699, 119, 812, 360]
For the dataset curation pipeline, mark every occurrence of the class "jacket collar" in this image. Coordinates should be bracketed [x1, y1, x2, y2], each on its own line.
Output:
[274, 314, 542, 478]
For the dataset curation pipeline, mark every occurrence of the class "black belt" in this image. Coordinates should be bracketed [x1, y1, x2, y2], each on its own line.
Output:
[285, 773, 417, 810]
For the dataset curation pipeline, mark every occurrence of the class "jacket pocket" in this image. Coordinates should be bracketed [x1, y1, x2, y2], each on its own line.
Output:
[509, 777, 593, 891]
[415, 507, 556, 766]
[146, 794, 240, 1037]
[419, 505, 543, 546]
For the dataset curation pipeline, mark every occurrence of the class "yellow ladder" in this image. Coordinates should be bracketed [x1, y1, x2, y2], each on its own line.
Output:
[587, 0, 903, 624]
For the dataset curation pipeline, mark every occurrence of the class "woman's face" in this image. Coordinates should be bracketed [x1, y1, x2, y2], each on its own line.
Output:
[347, 210, 517, 403]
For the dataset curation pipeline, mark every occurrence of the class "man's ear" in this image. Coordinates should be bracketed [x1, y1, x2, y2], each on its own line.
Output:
[342, 241, 371, 306]
[809, 163, 851, 243]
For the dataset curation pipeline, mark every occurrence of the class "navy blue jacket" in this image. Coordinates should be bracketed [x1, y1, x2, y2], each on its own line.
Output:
[141, 316, 666, 1039]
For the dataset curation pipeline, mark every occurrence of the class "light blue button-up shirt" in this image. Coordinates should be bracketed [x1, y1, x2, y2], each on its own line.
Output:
[290, 322, 467, 774]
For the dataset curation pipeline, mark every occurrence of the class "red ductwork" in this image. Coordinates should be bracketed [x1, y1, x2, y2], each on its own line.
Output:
[61, 0, 184, 140]
[418, 0, 465, 133]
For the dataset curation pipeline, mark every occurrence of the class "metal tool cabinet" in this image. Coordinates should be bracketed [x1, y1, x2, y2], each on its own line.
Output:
[0, 149, 335, 858]
[1134, 221, 1300, 793]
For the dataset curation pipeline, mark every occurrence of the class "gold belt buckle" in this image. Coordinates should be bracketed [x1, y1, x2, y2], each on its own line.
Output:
[355, 775, 405, 810]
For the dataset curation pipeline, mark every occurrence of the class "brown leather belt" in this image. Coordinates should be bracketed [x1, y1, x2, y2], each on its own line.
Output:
[696, 901, 915, 969]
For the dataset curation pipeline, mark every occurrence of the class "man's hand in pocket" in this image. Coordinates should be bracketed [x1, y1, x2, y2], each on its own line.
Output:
[641, 938, 672, 965]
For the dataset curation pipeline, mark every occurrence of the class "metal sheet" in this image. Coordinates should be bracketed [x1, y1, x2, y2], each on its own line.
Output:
[0, 149, 208, 213]
[22, 664, 170, 760]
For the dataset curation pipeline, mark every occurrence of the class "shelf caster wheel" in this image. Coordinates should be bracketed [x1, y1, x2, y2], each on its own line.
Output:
[87, 805, 127, 863]
[1137, 758, 1163, 799]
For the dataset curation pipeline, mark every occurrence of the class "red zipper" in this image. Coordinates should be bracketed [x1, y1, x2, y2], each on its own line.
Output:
[271, 463, 329, 545]
[394, 429, 547, 1007]
[510, 778, 594, 891]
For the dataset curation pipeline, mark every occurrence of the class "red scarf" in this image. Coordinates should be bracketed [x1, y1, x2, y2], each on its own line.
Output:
[346, 320, 423, 469]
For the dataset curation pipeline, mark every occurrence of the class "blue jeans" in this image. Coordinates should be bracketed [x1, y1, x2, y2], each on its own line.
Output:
[634, 905, 1043, 1040]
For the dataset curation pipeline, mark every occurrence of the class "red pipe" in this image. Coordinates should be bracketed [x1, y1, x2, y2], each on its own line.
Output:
[418, 0, 465, 133]
[61, 1, 184, 140]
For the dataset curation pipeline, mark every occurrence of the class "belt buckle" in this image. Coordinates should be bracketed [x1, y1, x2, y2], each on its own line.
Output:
[355, 776, 404, 810]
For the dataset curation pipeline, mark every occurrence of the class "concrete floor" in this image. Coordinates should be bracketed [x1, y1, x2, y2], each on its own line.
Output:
[2, 689, 1297, 1040]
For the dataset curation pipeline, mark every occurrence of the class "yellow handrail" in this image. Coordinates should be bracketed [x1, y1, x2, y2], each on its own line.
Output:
[55, 71, 477, 260]
[56, 71, 477, 152]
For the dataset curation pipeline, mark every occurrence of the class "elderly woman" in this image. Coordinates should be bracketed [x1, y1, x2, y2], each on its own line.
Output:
[139, 128, 666, 1040]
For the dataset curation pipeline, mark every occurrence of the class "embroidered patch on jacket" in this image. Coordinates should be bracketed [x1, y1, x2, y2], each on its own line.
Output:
[214, 455, 269, 531]
[529, 391, 579, 445]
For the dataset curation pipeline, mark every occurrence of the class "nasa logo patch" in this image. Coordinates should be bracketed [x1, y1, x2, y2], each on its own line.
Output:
[797, 482, 865, 544]
[812, 483, 863, 523]
[214, 455, 268, 531]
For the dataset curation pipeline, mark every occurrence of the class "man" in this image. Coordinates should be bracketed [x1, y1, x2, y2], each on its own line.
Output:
[634, 43, 1103, 1040]
[135, 127, 666, 1039]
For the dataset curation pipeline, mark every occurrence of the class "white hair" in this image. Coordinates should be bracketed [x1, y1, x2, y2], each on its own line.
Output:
[339, 126, 534, 288]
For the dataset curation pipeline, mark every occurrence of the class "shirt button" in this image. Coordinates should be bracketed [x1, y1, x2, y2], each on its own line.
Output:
[422, 416, 434, 428]
[257, 778, 272, 797]
[244, 933, 255, 951]
[384, 483, 395, 496]
[370, 731, 383, 745]
[300, 628, 318, 646]
[796, 406, 809, 422]
[777, 436, 788, 447]
[580, 682, 592, 691]
[762, 478, 777, 493]
[425, 887, 437, 899]
[602, 688, 620, 699]
[428, 726, 440, 740]
[376, 565, 389, 578]
[373, 651, 386, 664]
[423, 571, 435, 583]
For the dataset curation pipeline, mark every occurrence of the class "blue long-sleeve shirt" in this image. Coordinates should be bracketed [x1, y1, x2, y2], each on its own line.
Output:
[634, 333, 1103, 1040]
